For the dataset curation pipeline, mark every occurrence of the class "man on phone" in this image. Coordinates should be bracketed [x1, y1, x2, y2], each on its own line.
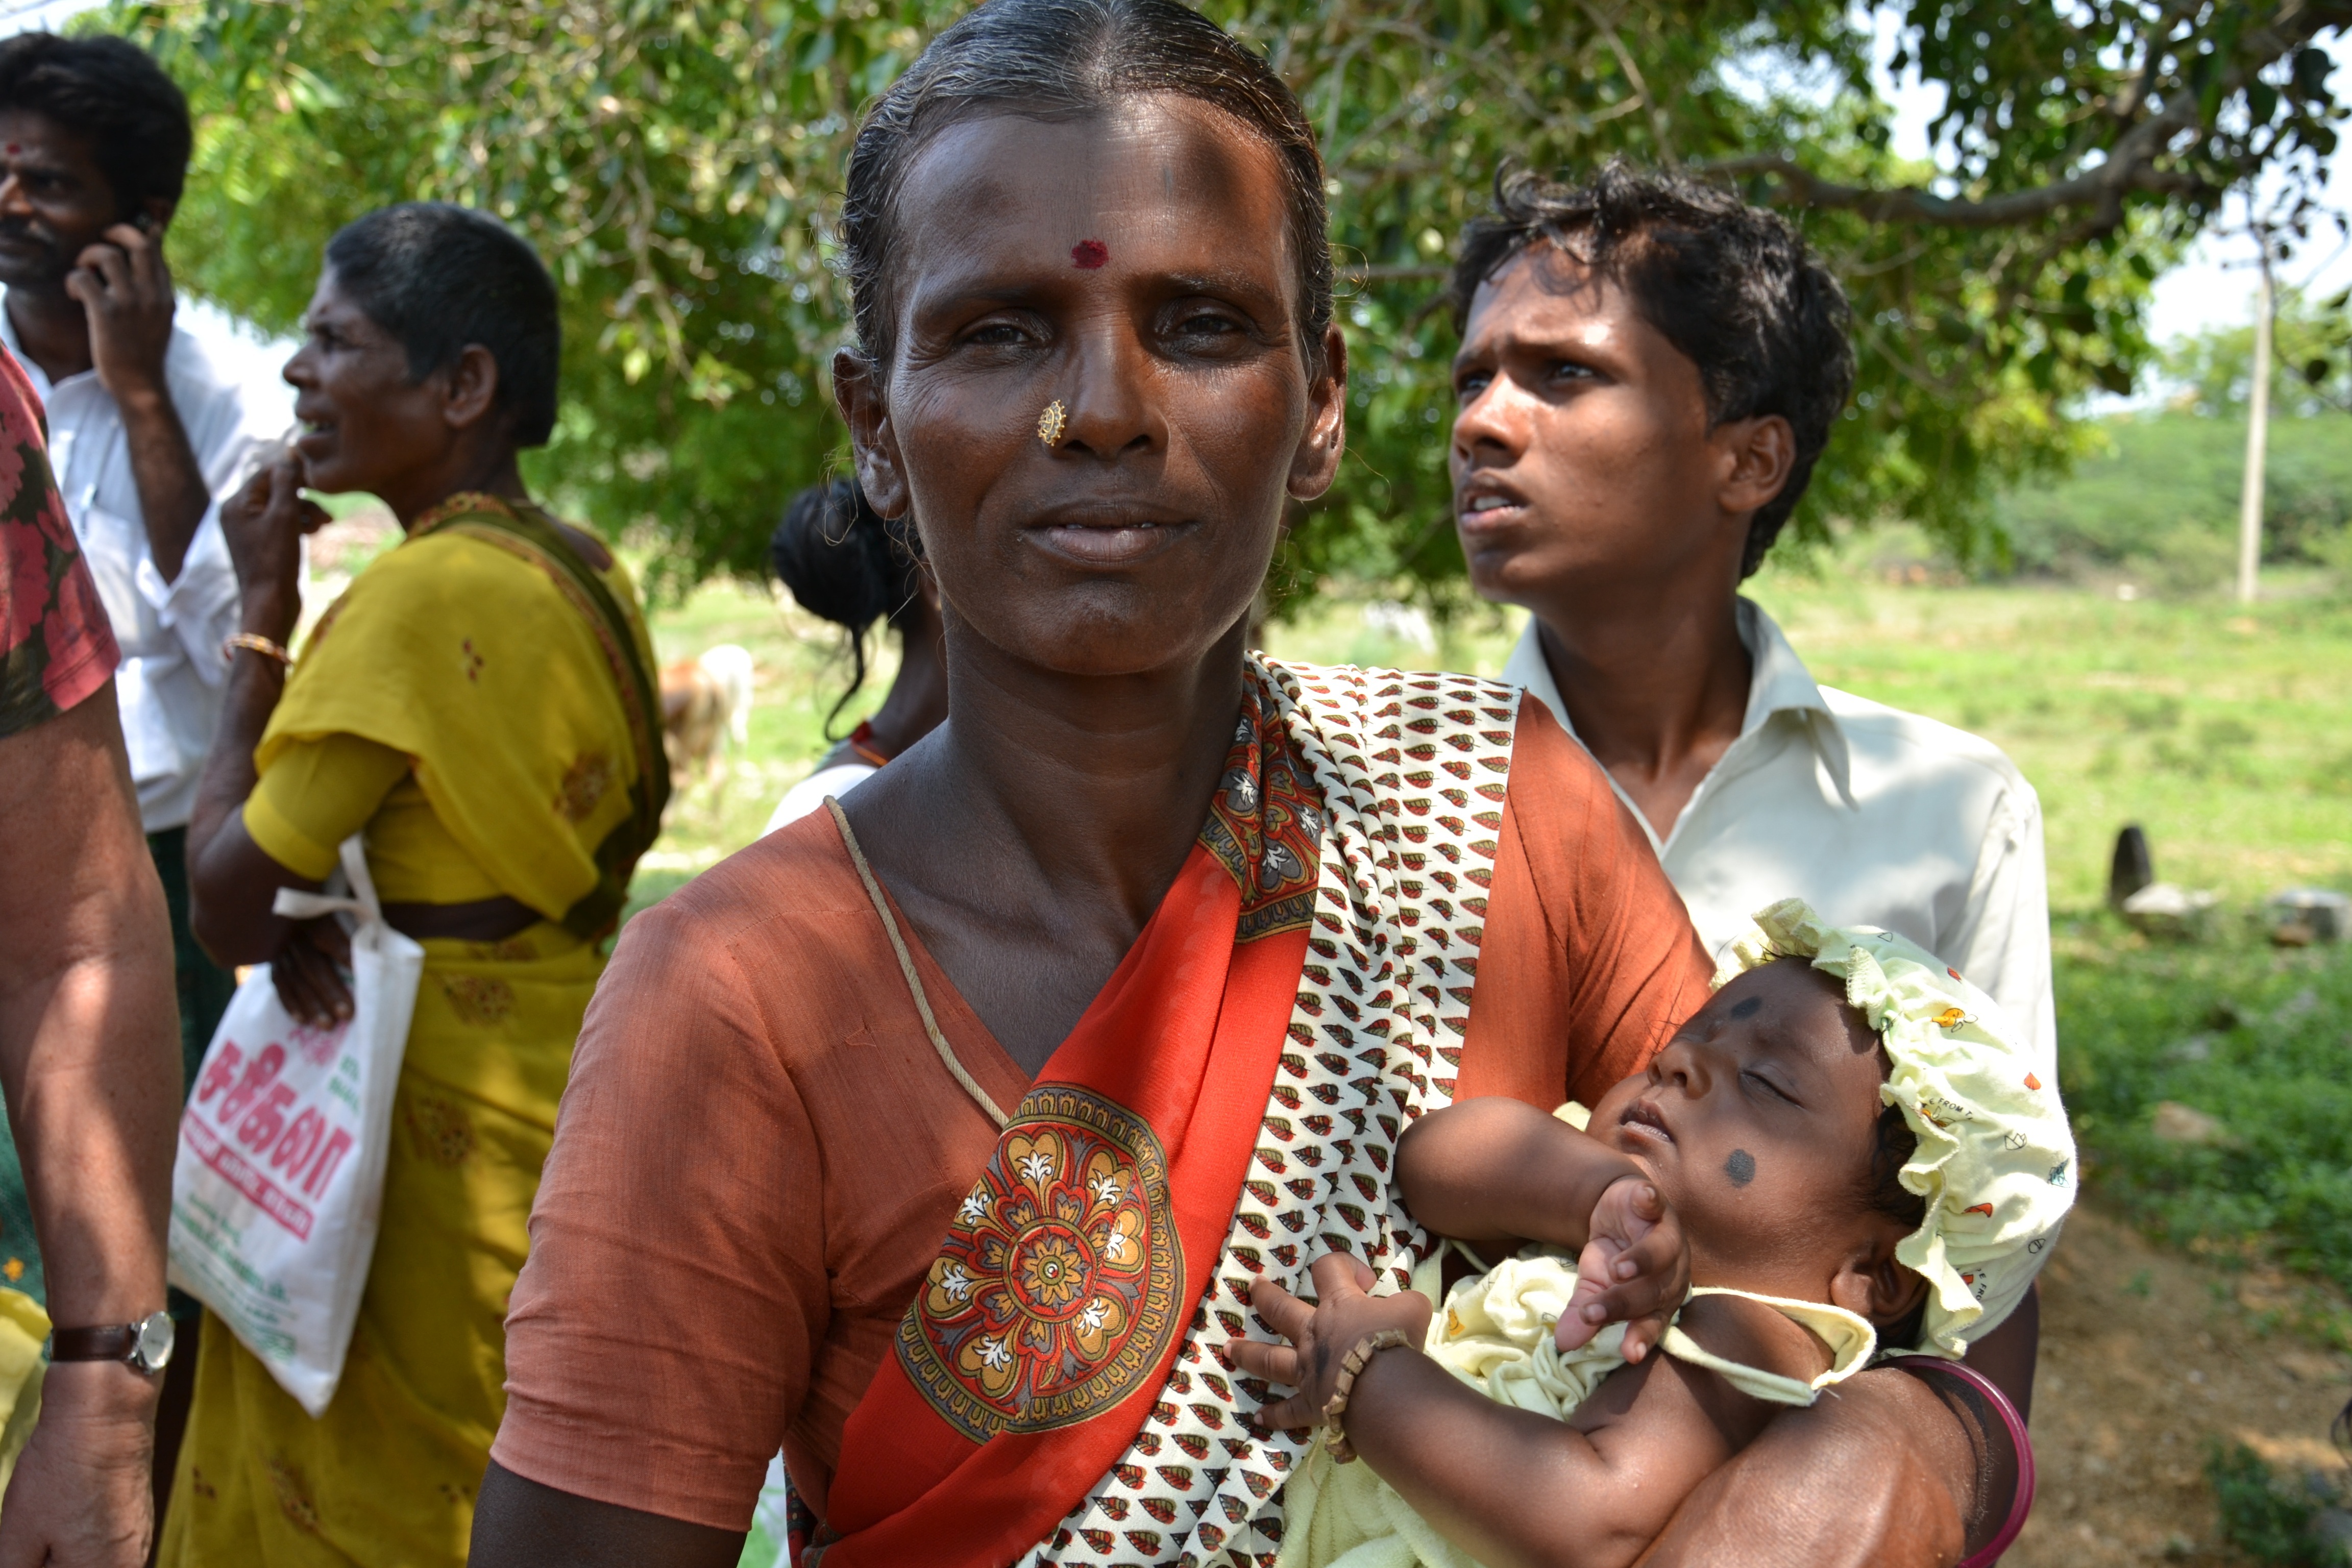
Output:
[0, 27, 285, 1523]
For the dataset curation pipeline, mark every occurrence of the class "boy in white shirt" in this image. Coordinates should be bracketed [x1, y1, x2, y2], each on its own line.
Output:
[1442, 165, 2052, 1464]
[1444, 163, 2051, 1071]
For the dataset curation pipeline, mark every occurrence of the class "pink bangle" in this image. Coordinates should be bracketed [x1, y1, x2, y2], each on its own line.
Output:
[1886, 1356, 2037, 1565]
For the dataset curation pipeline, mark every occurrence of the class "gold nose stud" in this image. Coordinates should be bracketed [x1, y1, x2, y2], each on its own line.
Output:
[1037, 399, 1067, 447]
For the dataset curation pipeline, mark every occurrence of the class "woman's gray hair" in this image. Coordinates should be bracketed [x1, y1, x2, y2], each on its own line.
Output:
[838, 0, 1333, 384]
[325, 203, 561, 449]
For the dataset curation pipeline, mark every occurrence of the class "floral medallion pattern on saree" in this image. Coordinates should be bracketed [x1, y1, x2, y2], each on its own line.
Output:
[898, 680, 1319, 1444]
[906, 1088, 1182, 1442]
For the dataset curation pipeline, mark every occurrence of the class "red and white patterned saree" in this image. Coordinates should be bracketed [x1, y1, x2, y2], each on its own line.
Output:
[815, 655, 1521, 1567]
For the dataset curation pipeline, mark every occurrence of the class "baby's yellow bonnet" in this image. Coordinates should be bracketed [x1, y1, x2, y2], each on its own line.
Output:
[1716, 899, 2076, 1358]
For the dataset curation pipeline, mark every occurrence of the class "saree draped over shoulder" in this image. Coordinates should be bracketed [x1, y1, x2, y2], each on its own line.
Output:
[159, 494, 665, 1568]
[813, 660, 1527, 1568]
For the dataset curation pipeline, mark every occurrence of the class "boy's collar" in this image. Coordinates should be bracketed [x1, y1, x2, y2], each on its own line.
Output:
[1503, 597, 1856, 819]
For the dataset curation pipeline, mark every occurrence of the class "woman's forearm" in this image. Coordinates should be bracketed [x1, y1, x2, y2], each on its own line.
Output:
[1396, 1097, 1640, 1253]
[1631, 1370, 1972, 1568]
[0, 686, 181, 1568]
[0, 687, 179, 1333]
[186, 584, 310, 965]
[470, 1461, 746, 1568]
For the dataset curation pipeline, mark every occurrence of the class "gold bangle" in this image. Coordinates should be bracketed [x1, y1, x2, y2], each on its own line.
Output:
[223, 632, 294, 668]
[1320, 1327, 1410, 1463]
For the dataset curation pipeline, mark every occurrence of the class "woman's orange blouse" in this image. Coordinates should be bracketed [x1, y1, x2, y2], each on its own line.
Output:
[493, 699, 1711, 1531]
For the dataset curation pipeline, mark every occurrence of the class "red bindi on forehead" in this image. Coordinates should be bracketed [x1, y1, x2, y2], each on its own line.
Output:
[1070, 239, 1109, 270]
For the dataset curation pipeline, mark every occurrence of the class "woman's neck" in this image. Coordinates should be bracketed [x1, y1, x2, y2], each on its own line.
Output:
[861, 609, 949, 761]
[925, 615, 1245, 917]
[839, 614, 1251, 1071]
[386, 450, 531, 531]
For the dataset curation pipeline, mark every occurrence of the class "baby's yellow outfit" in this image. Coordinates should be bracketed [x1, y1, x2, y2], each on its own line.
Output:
[0, 1287, 46, 1503]
[1276, 1245, 1876, 1568]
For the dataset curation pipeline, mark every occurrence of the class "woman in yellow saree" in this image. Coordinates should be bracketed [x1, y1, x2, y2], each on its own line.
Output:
[175, 202, 666, 1565]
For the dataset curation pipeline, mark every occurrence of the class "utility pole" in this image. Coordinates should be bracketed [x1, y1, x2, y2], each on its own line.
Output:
[2236, 229, 2275, 605]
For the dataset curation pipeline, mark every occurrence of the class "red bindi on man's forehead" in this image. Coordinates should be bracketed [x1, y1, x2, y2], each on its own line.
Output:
[1070, 239, 1109, 270]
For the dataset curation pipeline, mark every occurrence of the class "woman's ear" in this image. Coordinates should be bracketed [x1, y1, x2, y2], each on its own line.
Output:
[1285, 324, 1349, 503]
[1828, 1225, 1930, 1330]
[834, 349, 911, 520]
[443, 344, 503, 433]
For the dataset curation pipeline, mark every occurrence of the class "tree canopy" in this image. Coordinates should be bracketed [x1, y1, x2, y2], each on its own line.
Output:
[107, 0, 2351, 602]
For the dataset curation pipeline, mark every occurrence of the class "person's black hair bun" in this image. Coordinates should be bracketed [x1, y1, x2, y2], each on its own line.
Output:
[767, 477, 919, 635]
[769, 478, 925, 733]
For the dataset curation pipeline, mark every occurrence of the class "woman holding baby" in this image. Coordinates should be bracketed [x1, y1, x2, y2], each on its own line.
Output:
[472, 2, 2055, 1563]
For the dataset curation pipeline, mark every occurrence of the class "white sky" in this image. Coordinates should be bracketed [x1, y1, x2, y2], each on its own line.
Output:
[0, 0, 94, 33]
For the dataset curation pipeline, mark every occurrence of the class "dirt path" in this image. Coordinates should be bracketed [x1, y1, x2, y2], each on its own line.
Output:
[2008, 1203, 2351, 1565]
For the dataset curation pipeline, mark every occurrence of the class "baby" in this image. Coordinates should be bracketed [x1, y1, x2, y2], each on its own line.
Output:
[1231, 900, 2074, 1568]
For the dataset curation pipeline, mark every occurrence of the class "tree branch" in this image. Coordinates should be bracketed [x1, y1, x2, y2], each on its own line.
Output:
[1701, 0, 2350, 235]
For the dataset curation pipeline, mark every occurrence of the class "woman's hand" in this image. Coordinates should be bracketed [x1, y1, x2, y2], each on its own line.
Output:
[270, 917, 353, 1027]
[220, 456, 330, 642]
[1559, 1174, 1688, 1362]
[1228, 1253, 1432, 1432]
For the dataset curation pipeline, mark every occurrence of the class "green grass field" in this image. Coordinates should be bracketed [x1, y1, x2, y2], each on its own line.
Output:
[636, 558, 2352, 1322]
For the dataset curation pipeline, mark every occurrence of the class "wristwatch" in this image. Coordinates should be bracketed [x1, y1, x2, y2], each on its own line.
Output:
[51, 1311, 175, 1376]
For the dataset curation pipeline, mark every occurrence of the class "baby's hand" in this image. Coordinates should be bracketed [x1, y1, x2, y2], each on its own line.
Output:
[1557, 1174, 1688, 1362]
[1228, 1253, 1433, 1433]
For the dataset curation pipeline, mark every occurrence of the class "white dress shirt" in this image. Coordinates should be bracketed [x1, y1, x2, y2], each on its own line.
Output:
[1502, 599, 2055, 1069]
[2, 296, 289, 830]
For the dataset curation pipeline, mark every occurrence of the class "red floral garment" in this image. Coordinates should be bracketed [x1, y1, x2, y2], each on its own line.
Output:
[0, 345, 116, 738]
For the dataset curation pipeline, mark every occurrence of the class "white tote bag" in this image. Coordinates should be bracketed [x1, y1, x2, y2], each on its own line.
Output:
[167, 836, 424, 1417]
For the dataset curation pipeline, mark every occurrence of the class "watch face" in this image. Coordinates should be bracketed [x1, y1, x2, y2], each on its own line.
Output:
[133, 1311, 175, 1373]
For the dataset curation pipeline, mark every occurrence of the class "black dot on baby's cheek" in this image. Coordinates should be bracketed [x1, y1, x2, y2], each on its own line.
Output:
[1729, 997, 1763, 1020]
[1725, 1149, 1756, 1186]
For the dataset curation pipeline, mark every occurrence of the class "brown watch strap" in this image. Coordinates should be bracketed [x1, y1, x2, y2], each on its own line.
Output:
[49, 1324, 140, 1363]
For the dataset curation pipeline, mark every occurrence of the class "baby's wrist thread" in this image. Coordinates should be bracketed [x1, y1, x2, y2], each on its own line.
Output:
[1320, 1328, 1413, 1464]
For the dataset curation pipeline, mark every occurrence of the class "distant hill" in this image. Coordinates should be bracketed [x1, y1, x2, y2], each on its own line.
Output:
[1992, 412, 2352, 589]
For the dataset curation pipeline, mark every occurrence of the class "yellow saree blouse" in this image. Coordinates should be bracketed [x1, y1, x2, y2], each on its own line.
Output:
[160, 494, 666, 1568]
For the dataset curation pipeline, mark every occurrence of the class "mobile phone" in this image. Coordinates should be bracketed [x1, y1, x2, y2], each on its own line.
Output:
[131, 211, 156, 235]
